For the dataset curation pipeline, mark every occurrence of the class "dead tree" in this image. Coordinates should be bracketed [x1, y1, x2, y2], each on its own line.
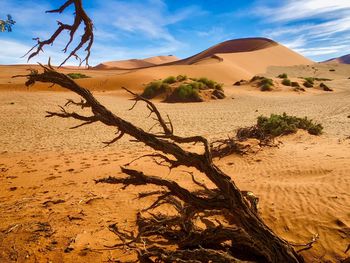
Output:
[15, 64, 306, 263]
[16, 2, 313, 262]
[24, 0, 93, 66]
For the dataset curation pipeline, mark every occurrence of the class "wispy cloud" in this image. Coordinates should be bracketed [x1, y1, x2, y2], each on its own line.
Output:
[92, 0, 204, 42]
[254, 0, 350, 60]
[257, 0, 350, 22]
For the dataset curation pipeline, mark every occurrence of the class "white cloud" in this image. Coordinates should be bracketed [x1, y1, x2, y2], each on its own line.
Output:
[258, 0, 350, 22]
[255, 0, 350, 60]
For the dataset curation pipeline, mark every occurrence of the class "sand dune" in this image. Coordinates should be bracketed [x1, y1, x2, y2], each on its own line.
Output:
[93, 55, 179, 70]
[324, 53, 350, 64]
[80, 39, 313, 92]
[0, 38, 313, 93]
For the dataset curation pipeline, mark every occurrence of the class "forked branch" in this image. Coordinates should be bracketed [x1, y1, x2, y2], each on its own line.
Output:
[16, 65, 304, 263]
[24, 0, 93, 66]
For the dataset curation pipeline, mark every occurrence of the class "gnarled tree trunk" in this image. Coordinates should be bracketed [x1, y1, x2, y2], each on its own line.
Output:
[14, 64, 306, 263]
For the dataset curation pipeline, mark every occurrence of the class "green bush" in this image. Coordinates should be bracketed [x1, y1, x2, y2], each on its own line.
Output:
[67, 73, 90, 79]
[314, 77, 332, 81]
[176, 75, 188, 82]
[174, 84, 200, 100]
[278, 73, 288, 79]
[291, 82, 300, 87]
[281, 78, 291, 86]
[215, 83, 224, 91]
[257, 113, 323, 137]
[304, 77, 314, 84]
[163, 76, 177, 84]
[303, 81, 313, 88]
[259, 77, 273, 86]
[196, 77, 216, 89]
[260, 84, 273, 91]
[250, 75, 264, 82]
[142, 81, 169, 98]
[320, 82, 333, 91]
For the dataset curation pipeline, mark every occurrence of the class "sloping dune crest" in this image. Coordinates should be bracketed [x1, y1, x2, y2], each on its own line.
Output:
[168, 37, 278, 65]
[83, 38, 313, 92]
[0, 38, 313, 92]
[323, 54, 350, 64]
[94, 55, 179, 70]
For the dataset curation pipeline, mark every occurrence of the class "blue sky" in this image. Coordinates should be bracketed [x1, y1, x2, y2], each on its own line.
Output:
[1, 0, 350, 65]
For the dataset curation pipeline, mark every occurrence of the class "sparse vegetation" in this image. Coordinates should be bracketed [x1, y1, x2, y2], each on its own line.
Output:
[171, 84, 201, 102]
[141, 81, 169, 98]
[237, 113, 323, 141]
[257, 113, 323, 136]
[176, 75, 187, 81]
[291, 81, 300, 87]
[278, 73, 288, 79]
[303, 77, 314, 88]
[67, 73, 90, 79]
[303, 81, 313, 88]
[163, 76, 177, 84]
[141, 75, 224, 102]
[281, 78, 291, 86]
[314, 77, 332, 81]
[320, 82, 333, 92]
[258, 77, 274, 91]
[329, 69, 335, 72]
[250, 75, 264, 82]
[304, 77, 314, 84]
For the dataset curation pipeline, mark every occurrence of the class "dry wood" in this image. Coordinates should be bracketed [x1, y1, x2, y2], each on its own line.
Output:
[24, 0, 93, 66]
[14, 63, 306, 263]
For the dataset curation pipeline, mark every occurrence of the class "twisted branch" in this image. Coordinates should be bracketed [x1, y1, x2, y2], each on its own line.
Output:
[24, 0, 93, 66]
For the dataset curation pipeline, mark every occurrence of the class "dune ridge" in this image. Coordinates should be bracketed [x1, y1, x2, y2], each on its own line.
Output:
[324, 54, 350, 64]
[93, 55, 179, 70]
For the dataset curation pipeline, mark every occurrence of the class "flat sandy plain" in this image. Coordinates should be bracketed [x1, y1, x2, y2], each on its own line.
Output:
[0, 61, 349, 263]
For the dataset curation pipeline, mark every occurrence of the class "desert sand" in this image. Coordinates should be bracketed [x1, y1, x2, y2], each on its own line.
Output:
[0, 39, 349, 262]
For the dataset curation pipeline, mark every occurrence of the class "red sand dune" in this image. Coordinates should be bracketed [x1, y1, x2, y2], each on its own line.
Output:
[94, 55, 179, 70]
[323, 54, 350, 64]
[168, 37, 278, 65]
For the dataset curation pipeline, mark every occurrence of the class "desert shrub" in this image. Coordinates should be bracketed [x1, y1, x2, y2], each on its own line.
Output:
[278, 73, 288, 79]
[215, 83, 224, 91]
[314, 77, 332, 81]
[329, 69, 335, 72]
[304, 77, 314, 84]
[320, 82, 333, 91]
[188, 81, 205, 90]
[260, 84, 273, 91]
[233, 81, 241, 86]
[163, 76, 177, 84]
[142, 81, 169, 98]
[257, 113, 323, 136]
[176, 75, 187, 82]
[236, 113, 323, 143]
[281, 78, 291, 86]
[67, 73, 90, 79]
[259, 77, 273, 86]
[250, 75, 264, 82]
[258, 77, 274, 91]
[303, 81, 313, 88]
[174, 84, 200, 100]
[291, 82, 300, 87]
[196, 77, 216, 89]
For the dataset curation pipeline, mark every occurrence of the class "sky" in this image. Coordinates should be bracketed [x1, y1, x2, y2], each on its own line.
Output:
[1, 0, 350, 66]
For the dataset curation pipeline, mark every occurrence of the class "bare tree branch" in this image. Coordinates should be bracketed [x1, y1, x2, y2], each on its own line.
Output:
[16, 64, 305, 263]
[23, 0, 93, 67]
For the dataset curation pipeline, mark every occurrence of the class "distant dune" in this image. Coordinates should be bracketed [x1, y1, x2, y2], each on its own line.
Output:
[0, 37, 313, 92]
[167, 37, 278, 65]
[94, 55, 179, 70]
[323, 54, 350, 64]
